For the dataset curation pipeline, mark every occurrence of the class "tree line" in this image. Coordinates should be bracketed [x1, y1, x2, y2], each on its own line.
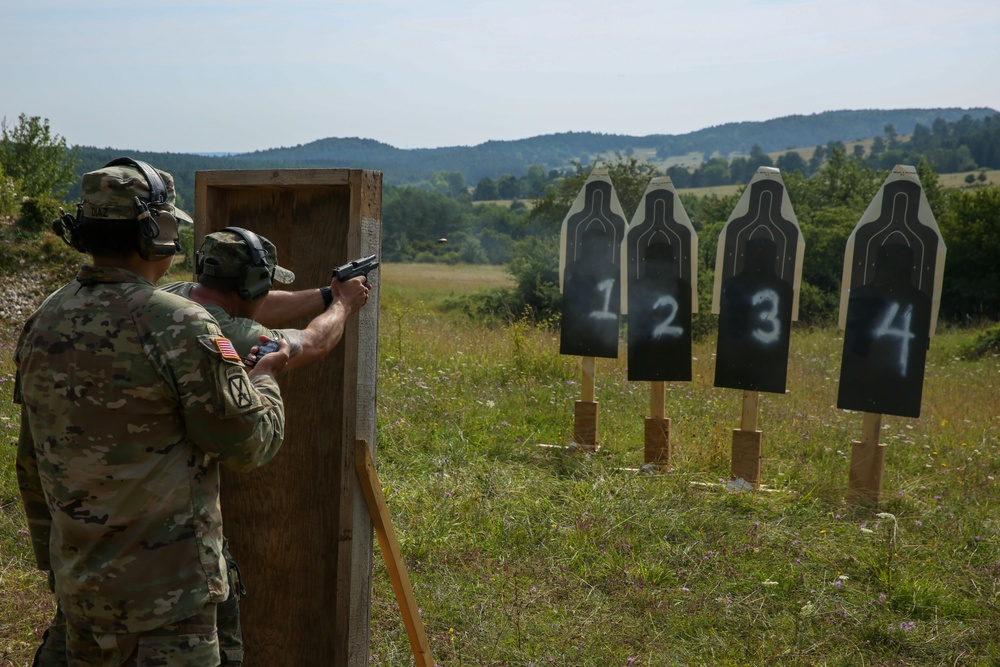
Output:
[2, 113, 999, 327]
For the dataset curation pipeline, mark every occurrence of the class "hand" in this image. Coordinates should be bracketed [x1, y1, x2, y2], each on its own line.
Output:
[328, 275, 370, 315]
[248, 337, 290, 377]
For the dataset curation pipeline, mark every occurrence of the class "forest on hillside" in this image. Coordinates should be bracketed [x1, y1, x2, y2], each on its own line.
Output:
[63, 107, 997, 202]
[2, 110, 999, 330]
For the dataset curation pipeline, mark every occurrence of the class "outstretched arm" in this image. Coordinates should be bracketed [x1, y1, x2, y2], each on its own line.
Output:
[254, 288, 328, 328]
[274, 276, 370, 372]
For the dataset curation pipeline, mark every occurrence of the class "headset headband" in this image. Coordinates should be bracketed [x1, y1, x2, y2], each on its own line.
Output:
[102, 157, 168, 207]
[219, 226, 269, 269]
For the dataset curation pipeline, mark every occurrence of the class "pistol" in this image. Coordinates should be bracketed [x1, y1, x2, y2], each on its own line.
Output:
[332, 255, 379, 282]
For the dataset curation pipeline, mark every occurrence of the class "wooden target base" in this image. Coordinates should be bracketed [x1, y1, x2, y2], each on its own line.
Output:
[573, 400, 598, 451]
[731, 429, 763, 489]
[644, 417, 671, 470]
[848, 412, 886, 502]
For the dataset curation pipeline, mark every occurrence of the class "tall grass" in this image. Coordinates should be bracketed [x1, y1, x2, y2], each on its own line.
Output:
[2, 264, 998, 665]
[374, 266, 1000, 666]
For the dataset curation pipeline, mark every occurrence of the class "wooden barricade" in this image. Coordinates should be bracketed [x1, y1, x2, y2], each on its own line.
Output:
[195, 168, 381, 666]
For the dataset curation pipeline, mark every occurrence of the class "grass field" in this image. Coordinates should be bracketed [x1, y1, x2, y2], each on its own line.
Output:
[2, 263, 999, 666]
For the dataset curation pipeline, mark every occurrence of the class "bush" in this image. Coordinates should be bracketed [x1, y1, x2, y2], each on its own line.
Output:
[16, 196, 61, 234]
[797, 280, 840, 326]
[174, 225, 195, 273]
[960, 323, 1000, 360]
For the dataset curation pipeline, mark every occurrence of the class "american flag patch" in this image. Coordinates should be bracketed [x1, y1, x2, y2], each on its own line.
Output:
[214, 337, 242, 362]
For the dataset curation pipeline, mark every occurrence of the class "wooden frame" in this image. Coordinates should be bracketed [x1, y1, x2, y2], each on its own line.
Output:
[194, 168, 381, 666]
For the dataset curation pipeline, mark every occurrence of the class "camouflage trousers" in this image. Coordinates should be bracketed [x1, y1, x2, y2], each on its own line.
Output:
[33, 544, 246, 666]
[66, 603, 219, 667]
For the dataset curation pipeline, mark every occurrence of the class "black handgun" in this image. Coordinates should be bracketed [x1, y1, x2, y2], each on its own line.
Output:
[254, 339, 280, 360]
[332, 255, 379, 282]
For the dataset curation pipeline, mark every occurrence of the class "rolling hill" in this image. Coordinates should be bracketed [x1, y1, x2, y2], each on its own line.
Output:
[71, 107, 997, 205]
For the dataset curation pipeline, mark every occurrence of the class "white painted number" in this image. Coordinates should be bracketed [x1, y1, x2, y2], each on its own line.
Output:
[651, 295, 683, 339]
[751, 289, 781, 344]
[873, 301, 915, 376]
[590, 278, 618, 320]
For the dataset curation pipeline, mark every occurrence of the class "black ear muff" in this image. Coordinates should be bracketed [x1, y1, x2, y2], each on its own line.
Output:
[102, 157, 180, 261]
[219, 227, 274, 301]
[52, 206, 87, 252]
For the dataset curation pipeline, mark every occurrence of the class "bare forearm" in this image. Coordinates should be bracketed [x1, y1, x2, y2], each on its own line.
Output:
[281, 301, 350, 371]
[255, 289, 326, 328]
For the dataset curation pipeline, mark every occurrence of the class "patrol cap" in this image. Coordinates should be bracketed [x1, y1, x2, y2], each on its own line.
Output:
[197, 229, 296, 284]
[80, 163, 193, 224]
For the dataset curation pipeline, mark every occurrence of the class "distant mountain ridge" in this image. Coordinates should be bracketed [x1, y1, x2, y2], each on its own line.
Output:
[72, 107, 998, 203]
[236, 107, 997, 183]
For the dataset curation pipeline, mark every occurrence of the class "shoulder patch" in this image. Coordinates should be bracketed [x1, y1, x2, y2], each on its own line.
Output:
[214, 337, 243, 362]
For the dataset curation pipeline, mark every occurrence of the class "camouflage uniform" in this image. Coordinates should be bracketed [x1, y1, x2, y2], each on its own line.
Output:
[15, 161, 285, 666]
[161, 229, 296, 355]
[160, 280, 284, 357]
[159, 230, 298, 666]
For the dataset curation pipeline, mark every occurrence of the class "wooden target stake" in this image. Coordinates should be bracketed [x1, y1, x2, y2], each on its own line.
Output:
[848, 412, 886, 502]
[573, 356, 599, 450]
[644, 381, 671, 469]
[731, 390, 763, 488]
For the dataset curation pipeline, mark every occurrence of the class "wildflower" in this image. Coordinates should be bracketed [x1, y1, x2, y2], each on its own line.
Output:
[914, 520, 922, 527]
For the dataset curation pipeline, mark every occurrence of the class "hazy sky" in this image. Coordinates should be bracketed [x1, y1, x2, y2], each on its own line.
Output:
[3, 0, 998, 153]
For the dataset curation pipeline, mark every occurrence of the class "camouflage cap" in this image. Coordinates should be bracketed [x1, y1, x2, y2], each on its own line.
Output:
[197, 230, 296, 284]
[80, 162, 194, 224]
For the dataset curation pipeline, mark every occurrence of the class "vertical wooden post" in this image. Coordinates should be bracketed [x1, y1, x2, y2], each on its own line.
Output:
[731, 390, 763, 488]
[849, 412, 886, 502]
[644, 382, 671, 469]
[581, 356, 596, 403]
[574, 356, 598, 450]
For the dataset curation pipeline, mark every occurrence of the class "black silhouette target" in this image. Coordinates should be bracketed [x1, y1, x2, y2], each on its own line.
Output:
[560, 176, 627, 358]
[713, 172, 803, 394]
[837, 173, 944, 418]
[624, 183, 697, 381]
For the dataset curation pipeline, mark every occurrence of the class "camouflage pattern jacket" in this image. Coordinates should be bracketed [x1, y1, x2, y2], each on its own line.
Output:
[14, 265, 285, 634]
[159, 281, 288, 356]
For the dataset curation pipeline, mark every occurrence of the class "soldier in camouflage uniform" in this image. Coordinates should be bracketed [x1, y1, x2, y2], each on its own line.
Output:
[160, 227, 370, 371]
[15, 158, 289, 667]
[159, 227, 369, 665]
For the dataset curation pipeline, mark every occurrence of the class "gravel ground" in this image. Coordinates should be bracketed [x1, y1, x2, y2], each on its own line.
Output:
[0, 268, 69, 324]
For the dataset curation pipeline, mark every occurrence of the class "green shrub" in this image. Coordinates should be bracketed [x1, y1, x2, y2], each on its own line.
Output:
[16, 196, 61, 234]
[961, 323, 1000, 360]
[797, 280, 840, 325]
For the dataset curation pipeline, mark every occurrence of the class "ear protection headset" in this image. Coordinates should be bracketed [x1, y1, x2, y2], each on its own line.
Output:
[52, 157, 180, 260]
[196, 226, 274, 301]
[104, 157, 180, 261]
